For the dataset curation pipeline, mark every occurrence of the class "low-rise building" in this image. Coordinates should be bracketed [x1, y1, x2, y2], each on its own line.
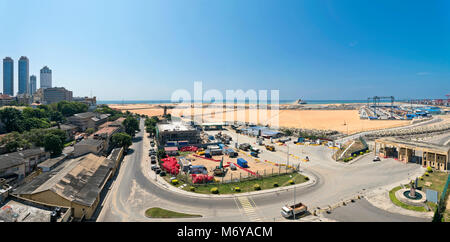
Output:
[48, 124, 78, 142]
[0, 94, 15, 106]
[37, 155, 67, 172]
[68, 112, 110, 131]
[73, 138, 105, 157]
[156, 121, 201, 146]
[0, 148, 49, 179]
[13, 153, 115, 220]
[92, 126, 121, 152]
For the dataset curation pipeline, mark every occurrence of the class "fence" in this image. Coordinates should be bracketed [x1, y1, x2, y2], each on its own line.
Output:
[167, 165, 298, 187]
[433, 173, 450, 222]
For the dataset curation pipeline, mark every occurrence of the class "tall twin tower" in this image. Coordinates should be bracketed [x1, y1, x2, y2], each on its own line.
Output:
[2, 56, 52, 96]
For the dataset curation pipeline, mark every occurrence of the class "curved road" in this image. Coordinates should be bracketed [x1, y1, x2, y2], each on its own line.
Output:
[97, 120, 426, 222]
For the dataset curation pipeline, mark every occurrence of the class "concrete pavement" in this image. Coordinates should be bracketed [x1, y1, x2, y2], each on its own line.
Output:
[97, 121, 427, 222]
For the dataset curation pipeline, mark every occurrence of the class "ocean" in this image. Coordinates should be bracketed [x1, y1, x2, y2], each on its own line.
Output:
[98, 99, 403, 105]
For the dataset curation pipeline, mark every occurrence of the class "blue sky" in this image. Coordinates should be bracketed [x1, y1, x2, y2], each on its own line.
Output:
[0, 0, 449, 100]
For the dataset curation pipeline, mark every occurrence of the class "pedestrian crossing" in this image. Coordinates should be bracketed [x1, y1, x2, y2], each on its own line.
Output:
[236, 196, 262, 222]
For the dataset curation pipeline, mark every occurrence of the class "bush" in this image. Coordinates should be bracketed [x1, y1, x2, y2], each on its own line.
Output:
[288, 179, 295, 185]
[360, 152, 364, 155]
[353, 154, 357, 157]
[427, 166, 433, 172]
[171, 179, 179, 185]
[419, 176, 424, 180]
[273, 182, 279, 187]
[425, 172, 429, 177]
[253, 184, 261, 190]
[305, 177, 309, 181]
[210, 187, 219, 194]
[234, 187, 241, 192]
[189, 186, 195, 192]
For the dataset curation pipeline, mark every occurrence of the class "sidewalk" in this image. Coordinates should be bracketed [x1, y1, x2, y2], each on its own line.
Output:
[363, 168, 434, 219]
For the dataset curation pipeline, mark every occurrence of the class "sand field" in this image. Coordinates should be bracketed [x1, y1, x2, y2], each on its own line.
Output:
[110, 103, 413, 134]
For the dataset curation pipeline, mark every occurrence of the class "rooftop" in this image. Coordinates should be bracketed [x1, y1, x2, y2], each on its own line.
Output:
[73, 112, 96, 119]
[0, 148, 47, 170]
[76, 138, 104, 147]
[13, 153, 114, 207]
[92, 126, 120, 137]
[157, 122, 196, 132]
[0, 199, 53, 222]
[37, 155, 67, 170]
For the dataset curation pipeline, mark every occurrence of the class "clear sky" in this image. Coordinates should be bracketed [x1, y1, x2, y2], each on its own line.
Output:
[0, 0, 449, 101]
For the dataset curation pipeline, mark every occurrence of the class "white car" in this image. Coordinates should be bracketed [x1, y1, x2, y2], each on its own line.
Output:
[373, 156, 381, 162]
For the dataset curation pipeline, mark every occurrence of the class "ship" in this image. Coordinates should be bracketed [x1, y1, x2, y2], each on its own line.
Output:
[295, 98, 307, 104]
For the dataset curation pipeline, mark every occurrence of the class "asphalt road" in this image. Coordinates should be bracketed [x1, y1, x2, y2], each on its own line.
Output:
[97, 122, 426, 222]
[323, 198, 430, 222]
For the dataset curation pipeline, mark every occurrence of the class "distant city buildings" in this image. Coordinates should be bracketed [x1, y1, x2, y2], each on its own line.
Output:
[1, 56, 91, 107]
[40, 66, 52, 89]
[29, 75, 37, 95]
[43, 87, 73, 104]
[18, 56, 29, 95]
[2, 57, 14, 96]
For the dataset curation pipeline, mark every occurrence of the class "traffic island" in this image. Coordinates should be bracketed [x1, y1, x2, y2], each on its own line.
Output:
[173, 172, 308, 195]
[389, 186, 428, 212]
[144, 207, 202, 218]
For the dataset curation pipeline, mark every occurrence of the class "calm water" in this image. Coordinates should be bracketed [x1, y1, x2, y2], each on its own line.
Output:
[98, 99, 403, 105]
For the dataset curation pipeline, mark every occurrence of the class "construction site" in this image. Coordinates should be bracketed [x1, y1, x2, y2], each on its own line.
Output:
[360, 95, 448, 121]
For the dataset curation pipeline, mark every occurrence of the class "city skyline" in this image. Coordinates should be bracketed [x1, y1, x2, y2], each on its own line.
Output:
[0, 0, 448, 101]
[1, 56, 53, 96]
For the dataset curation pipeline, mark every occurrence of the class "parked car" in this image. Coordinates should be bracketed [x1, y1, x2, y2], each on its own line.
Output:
[373, 156, 381, 162]
[159, 171, 166, 176]
[151, 165, 157, 171]
[155, 168, 161, 174]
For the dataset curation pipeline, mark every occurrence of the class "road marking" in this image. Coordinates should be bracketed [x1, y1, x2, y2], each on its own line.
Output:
[236, 196, 262, 222]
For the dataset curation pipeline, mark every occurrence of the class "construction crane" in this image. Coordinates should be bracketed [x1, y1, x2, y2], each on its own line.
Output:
[367, 96, 395, 119]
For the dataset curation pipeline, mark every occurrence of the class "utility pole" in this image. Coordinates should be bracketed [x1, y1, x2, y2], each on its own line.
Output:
[293, 182, 296, 220]
[287, 144, 289, 167]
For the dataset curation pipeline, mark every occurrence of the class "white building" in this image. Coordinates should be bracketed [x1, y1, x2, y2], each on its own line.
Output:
[40, 66, 52, 89]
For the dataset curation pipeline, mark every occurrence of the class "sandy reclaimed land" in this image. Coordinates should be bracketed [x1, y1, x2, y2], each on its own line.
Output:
[109, 103, 411, 134]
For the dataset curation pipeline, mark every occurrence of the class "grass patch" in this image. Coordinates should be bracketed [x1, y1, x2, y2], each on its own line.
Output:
[388, 186, 428, 212]
[64, 141, 75, 147]
[182, 172, 308, 195]
[144, 207, 202, 218]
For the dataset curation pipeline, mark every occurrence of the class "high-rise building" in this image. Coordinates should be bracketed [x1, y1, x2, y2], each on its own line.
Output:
[30, 75, 37, 95]
[18, 56, 29, 95]
[40, 66, 52, 89]
[2, 57, 14, 96]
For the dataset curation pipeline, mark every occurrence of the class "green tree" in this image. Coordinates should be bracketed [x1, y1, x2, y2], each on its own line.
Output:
[19, 118, 51, 131]
[111, 132, 132, 148]
[0, 107, 23, 132]
[0, 132, 31, 152]
[85, 128, 95, 136]
[123, 116, 140, 136]
[43, 134, 64, 156]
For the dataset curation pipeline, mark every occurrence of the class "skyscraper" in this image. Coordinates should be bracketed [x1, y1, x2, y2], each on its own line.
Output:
[2, 57, 14, 96]
[18, 56, 29, 95]
[30, 75, 37, 95]
[40, 66, 52, 89]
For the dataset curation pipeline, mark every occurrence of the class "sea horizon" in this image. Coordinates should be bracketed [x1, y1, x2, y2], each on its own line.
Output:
[98, 99, 407, 105]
